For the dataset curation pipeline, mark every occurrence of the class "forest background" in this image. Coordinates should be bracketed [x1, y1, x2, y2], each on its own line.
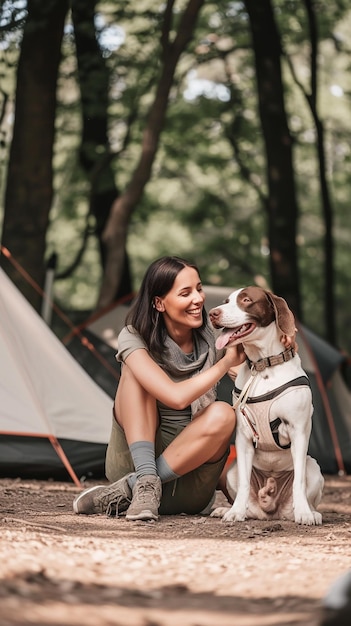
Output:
[0, 0, 350, 356]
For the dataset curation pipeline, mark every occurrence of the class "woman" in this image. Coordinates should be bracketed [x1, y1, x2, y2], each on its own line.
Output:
[73, 256, 245, 521]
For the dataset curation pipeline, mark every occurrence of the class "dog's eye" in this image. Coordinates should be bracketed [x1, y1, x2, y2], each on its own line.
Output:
[242, 297, 252, 303]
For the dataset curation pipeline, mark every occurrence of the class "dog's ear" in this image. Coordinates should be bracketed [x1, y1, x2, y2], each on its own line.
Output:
[265, 291, 296, 336]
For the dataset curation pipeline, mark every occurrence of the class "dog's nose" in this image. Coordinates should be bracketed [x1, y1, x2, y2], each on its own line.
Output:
[209, 308, 222, 327]
[209, 308, 220, 319]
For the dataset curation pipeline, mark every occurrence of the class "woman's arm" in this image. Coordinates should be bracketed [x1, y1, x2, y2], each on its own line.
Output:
[122, 346, 244, 410]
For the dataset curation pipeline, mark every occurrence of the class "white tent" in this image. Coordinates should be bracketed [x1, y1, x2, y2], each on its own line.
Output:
[0, 268, 113, 484]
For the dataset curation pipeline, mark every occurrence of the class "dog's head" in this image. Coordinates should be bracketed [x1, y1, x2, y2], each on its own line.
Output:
[209, 286, 296, 350]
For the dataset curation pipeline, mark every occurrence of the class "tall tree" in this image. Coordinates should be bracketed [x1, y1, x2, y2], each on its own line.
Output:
[244, 0, 302, 318]
[97, 0, 205, 308]
[0, 0, 69, 309]
[70, 0, 132, 299]
[285, 0, 336, 343]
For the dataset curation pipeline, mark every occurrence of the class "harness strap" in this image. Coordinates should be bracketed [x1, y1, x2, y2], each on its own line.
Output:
[233, 375, 310, 404]
[270, 417, 292, 449]
[232, 373, 256, 411]
[232, 375, 311, 449]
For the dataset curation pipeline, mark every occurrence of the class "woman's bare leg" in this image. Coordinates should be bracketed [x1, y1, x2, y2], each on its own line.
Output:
[74, 369, 235, 517]
[115, 365, 235, 490]
[161, 401, 235, 475]
[115, 364, 159, 443]
[111, 364, 162, 521]
[116, 366, 235, 478]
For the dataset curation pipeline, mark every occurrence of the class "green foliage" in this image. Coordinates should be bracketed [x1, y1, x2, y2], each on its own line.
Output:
[1, 1, 351, 353]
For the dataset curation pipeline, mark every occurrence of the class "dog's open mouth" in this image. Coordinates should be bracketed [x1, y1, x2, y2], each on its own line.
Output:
[215, 322, 256, 350]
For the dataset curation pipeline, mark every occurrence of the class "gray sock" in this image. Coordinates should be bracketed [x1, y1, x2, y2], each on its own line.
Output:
[156, 454, 180, 484]
[128, 441, 157, 489]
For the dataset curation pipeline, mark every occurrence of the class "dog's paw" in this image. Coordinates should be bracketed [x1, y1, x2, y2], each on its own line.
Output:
[210, 506, 230, 519]
[222, 508, 247, 522]
[306, 510, 323, 525]
[313, 511, 323, 525]
[294, 509, 323, 525]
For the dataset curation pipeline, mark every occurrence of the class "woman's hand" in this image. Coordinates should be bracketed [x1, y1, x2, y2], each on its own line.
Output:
[227, 366, 240, 382]
[223, 343, 246, 368]
[281, 329, 298, 352]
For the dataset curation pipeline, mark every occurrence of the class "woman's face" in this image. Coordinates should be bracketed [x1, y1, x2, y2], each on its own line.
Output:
[155, 266, 205, 333]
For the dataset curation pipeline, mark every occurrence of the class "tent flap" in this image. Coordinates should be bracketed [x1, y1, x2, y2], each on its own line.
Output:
[0, 268, 112, 480]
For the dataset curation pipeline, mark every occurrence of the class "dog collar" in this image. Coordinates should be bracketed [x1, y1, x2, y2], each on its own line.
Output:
[246, 346, 295, 372]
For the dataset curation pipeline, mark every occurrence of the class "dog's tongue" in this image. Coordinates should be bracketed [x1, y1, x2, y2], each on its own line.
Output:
[216, 329, 234, 350]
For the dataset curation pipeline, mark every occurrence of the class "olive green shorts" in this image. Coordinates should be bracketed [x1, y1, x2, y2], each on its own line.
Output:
[105, 414, 229, 515]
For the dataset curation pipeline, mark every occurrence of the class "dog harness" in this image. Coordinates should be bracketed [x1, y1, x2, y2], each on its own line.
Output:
[233, 375, 311, 451]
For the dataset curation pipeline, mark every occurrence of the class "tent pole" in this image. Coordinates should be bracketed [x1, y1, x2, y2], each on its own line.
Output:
[41, 253, 57, 327]
[49, 436, 82, 487]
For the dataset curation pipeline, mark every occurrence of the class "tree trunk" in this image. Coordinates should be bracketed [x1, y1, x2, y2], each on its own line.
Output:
[301, 0, 336, 344]
[1, 0, 69, 309]
[71, 0, 132, 300]
[97, 0, 205, 309]
[244, 0, 301, 319]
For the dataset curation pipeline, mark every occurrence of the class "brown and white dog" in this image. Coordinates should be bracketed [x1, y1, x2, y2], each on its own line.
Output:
[209, 286, 324, 525]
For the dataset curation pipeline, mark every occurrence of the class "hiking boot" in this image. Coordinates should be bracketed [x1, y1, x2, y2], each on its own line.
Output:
[125, 474, 162, 522]
[73, 474, 133, 516]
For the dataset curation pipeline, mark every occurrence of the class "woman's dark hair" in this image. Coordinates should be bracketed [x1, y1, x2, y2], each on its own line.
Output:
[125, 256, 206, 355]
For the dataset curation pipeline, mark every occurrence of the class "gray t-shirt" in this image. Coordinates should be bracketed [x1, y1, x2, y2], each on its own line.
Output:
[116, 325, 148, 363]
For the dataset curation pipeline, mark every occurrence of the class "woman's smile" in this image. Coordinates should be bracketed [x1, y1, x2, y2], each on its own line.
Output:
[186, 306, 202, 317]
[156, 266, 206, 335]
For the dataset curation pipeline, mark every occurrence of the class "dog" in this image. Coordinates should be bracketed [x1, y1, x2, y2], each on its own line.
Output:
[209, 286, 324, 525]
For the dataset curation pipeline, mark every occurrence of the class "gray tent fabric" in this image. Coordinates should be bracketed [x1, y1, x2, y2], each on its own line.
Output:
[65, 329, 120, 400]
[297, 325, 344, 384]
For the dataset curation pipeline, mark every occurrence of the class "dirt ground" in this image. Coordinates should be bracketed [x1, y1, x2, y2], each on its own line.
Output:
[0, 475, 350, 626]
